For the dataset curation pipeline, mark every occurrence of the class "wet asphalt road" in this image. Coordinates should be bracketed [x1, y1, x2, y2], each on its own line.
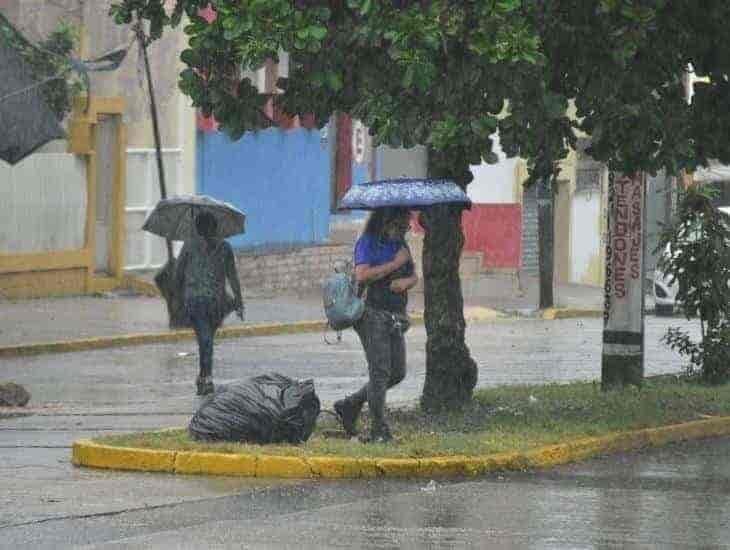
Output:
[4, 438, 730, 549]
[0, 316, 715, 548]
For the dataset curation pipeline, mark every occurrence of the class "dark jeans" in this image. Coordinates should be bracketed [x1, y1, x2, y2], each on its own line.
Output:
[347, 308, 407, 434]
[186, 297, 218, 378]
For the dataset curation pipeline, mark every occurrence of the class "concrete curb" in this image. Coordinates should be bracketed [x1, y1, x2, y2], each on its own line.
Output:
[72, 416, 730, 479]
[541, 307, 603, 320]
[0, 307, 510, 359]
[0, 320, 331, 359]
[121, 274, 160, 297]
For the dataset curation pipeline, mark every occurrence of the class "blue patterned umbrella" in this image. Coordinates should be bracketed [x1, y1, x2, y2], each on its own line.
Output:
[338, 178, 471, 210]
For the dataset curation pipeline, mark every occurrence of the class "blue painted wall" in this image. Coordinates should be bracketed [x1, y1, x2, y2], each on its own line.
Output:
[197, 128, 331, 250]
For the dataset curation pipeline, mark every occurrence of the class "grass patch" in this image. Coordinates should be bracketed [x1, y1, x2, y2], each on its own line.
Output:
[96, 376, 730, 459]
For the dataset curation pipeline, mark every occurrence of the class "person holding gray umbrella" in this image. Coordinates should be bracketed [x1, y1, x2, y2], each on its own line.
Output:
[334, 179, 470, 442]
[144, 195, 245, 395]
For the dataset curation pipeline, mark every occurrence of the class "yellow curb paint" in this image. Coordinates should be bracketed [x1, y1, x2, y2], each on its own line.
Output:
[304, 456, 381, 479]
[2, 307, 575, 360]
[542, 308, 602, 320]
[0, 320, 328, 358]
[73, 416, 730, 479]
[464, 307, 501, 322]
[304, 456, 345, 478]
[72, 440, 175, 472]
[418, 456, 469, 478]
[375, 458, 421, 478]
[174, 451, 257, 476]
[255, 455, 313, 478]
[355, 458, 380, 478]
[121, 275, 160, 297]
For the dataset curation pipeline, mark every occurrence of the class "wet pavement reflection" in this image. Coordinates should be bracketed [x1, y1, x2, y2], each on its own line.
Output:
[4, 438, 725, 549]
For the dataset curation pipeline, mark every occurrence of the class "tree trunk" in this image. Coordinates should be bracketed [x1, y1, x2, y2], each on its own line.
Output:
[138, 24, 188, 329]
[419, 150, 478, 414]
[537, 178, 554, 309]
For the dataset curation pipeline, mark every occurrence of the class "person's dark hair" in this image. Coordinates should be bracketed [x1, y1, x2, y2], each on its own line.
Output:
[195, 211, 218, 238]
[363, 207, 409, 239]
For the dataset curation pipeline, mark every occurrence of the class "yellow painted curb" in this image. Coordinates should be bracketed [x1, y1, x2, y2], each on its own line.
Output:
[0, 320, 328, 359]
[464, 306, 502, 322]
[541, 307, 603, 320]
[72, 440, 175, 472]
[175, 451, 257, 476]
[72, 416, 730, 479]
[408, 307, 502, 326]
[121, 275, 160, 297]
[0, 308, 507, 359]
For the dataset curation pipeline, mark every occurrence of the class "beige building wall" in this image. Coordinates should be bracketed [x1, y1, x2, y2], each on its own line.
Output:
[4, 1, 197, 271]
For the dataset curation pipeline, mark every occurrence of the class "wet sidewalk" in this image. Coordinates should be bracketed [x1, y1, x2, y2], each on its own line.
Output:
[0, 273, 605, 347]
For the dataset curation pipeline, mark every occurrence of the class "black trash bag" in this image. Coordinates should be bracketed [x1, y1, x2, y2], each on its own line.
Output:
[188, 374, 321, 444]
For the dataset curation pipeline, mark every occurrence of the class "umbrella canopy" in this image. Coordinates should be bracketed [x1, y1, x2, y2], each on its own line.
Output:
[338, 178, 471, 211]
[143, 195, 246, 241]
[0, 28, 66, 165]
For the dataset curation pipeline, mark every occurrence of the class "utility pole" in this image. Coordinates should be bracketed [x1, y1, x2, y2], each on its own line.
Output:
[601, 172, 646, 388]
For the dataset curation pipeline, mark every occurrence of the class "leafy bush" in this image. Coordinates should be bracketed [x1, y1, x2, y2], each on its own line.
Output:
[658, 185, 730, 383]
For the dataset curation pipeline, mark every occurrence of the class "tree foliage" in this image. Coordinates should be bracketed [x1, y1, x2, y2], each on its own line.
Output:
[659, 186, 730, 384]
[110, 0, 730, 399]
[112, 0, 539, 186]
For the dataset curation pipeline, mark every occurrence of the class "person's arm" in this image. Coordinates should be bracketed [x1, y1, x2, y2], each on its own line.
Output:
[389, 271, 418, 294]
[354, 247, 410, 284]
[224, 244, 244, 318]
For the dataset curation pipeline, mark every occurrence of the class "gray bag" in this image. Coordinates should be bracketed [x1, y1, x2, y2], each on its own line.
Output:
[323, 262, 365, 331]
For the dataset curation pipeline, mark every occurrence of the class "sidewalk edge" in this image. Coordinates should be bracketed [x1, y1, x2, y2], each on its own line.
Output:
[0, 321, 329, 358]
[0, 307, 599, 359]
[0, 309, 511, 359]
[72, 416, 730, 479]
[541, 308, 603, 320]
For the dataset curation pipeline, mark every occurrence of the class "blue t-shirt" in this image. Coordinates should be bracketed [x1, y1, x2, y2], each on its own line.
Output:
[353, 233, 414, 313]
[354, 233, 401, 267]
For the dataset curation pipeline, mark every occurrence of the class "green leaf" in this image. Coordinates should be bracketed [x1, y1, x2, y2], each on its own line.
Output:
[310, 26, 327, 40]
[326, 71, 343, 91]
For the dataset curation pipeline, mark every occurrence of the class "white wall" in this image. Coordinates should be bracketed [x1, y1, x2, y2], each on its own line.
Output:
[124, 149, 183, 270]
[570, 189, 602, 284]
[467, 135, 518, 204]
[0, 154, 87, 253]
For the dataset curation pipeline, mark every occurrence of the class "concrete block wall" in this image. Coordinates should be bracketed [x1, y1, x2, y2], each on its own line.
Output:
[235, 232, 485, 296]
[521, 186, 539, 277]
[236, 244, 352, 294]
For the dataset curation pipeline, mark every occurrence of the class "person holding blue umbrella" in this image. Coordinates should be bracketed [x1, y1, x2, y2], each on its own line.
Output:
[334, 207, 418, 443]
[334, 178, 471, 443]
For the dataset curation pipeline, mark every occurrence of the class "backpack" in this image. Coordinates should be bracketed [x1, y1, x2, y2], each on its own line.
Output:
[323, 261, 365, 331]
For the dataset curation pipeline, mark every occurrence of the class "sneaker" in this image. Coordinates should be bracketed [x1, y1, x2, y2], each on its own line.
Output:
[196, 376, 214, 396]
[361, 428, 393, 444]
[334, 399, 360, 436]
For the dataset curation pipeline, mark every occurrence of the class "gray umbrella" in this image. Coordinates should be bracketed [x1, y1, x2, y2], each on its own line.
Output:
[143, 195, 246, 241]
[0, 38, 66, 165]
